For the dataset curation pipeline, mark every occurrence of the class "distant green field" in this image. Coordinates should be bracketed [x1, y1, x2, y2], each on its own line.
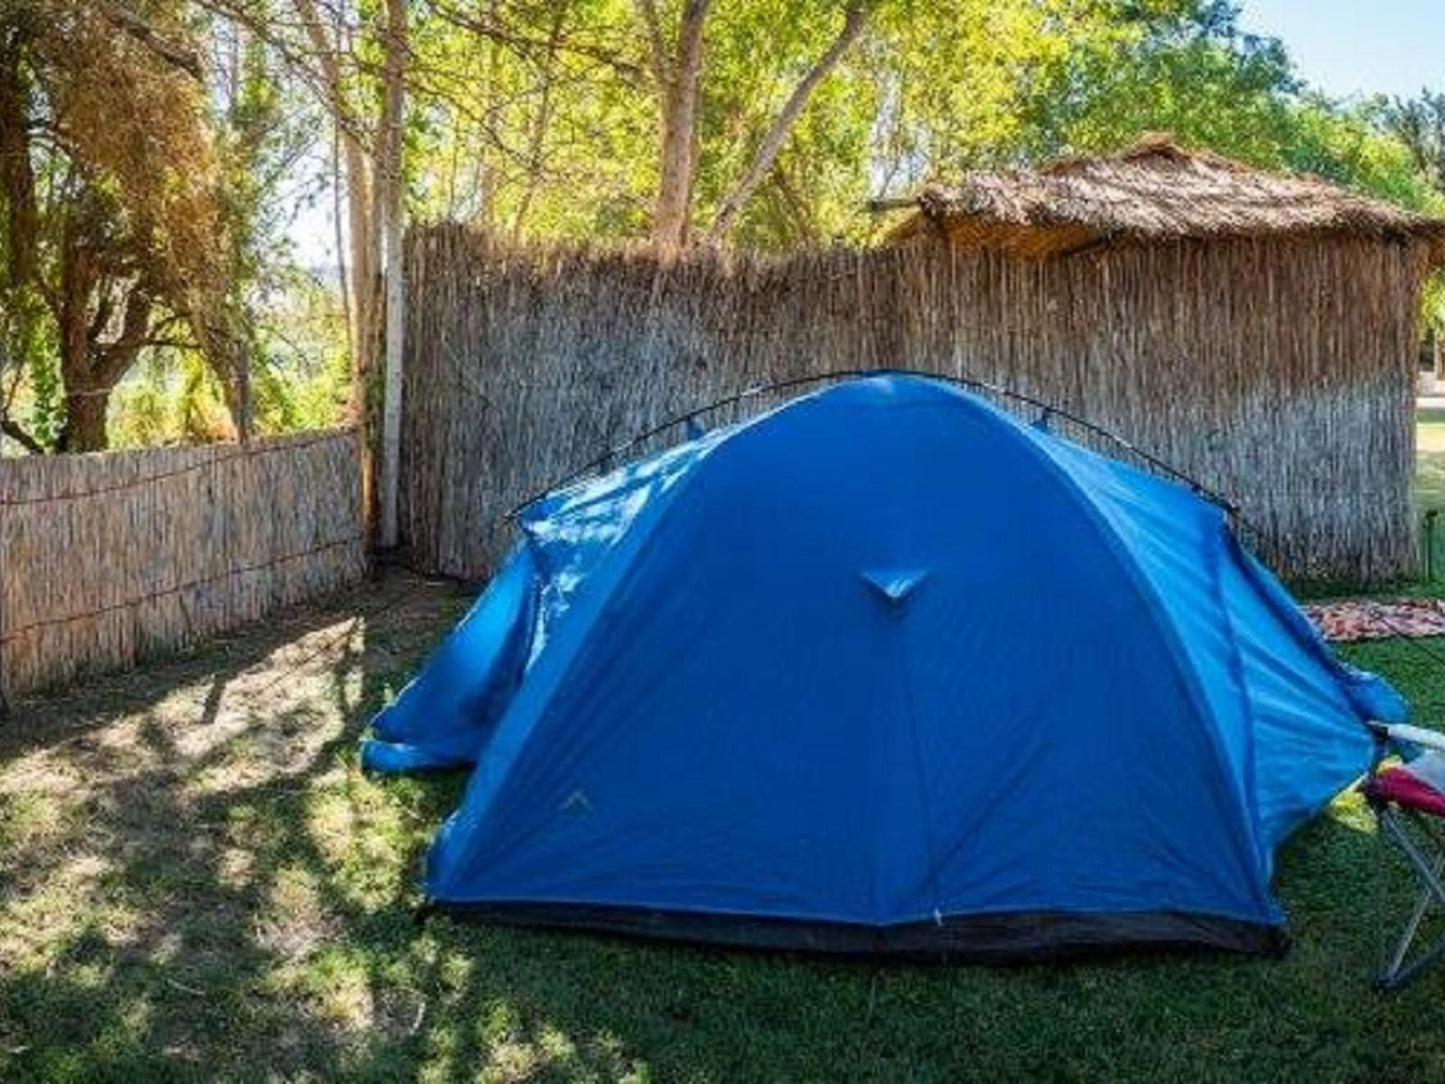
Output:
[1420, 408, 1445, 512]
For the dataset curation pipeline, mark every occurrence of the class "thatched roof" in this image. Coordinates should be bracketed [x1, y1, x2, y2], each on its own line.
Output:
[885, 135, 1445, 260]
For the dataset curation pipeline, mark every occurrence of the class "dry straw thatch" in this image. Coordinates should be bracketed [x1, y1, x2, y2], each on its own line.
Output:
[403, 207, 1427, 584]
[0, 430, 366, 697]
[887, 134, 1445, 261]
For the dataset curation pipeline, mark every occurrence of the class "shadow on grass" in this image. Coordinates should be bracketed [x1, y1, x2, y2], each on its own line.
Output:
[3, 575, 1444, 1081]
[1, 573, 712, 1080]
[0, 573, 460, 1078]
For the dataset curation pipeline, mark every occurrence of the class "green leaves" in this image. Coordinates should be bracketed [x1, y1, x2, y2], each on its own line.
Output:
[1016, 1, 1440, 213]
[398, 0, 1445, 253]
[10, 0, 1445, 451]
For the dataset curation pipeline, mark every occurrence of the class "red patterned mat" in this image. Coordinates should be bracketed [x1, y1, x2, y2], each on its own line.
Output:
[1302, 598, 1445, 642]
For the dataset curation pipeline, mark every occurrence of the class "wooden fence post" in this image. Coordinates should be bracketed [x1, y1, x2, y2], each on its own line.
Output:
[377, 0, 406, 552]
[378, 218, 405, 551]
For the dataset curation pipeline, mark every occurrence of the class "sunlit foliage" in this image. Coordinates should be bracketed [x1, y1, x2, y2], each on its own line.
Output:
[4, 0, 1445, 452]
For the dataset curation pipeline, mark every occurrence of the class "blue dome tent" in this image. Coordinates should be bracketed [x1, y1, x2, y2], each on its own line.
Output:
[364, 374, 1407, 958]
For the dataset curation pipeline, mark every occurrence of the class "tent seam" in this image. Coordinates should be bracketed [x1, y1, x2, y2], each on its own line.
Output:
[1007, 423, 1269, 914]
[431, 445, 727, 890]
[1210, 521, 1276, 912]
[896, 624, 945, 926]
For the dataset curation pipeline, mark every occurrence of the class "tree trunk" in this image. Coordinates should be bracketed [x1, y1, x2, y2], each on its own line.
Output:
[648, 0, 710, 259]
[0, 27, 37, 288]
[331, 118, 353, 364]
[55, 230, 107, 451]
[293, 0, 378, 410]
[57, 388, 109, 452]
[294, 0, 381, 531]
[53, 224, 155, 453]
[189, 308, 247, 441]
[345, 120, 378, 384]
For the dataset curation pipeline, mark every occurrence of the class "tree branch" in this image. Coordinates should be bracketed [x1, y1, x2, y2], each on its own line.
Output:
[1, 415, 46, 454]
[94, 0, 205, 81]
[705, 4, 867, 245]
[510, 0, 567, 241]
[95, 285, 156, 385]
[194, 0, 372, 147]
[290, 0, 363, 134]
[634, 0, 670, 88]
[429, 1, 645, 83]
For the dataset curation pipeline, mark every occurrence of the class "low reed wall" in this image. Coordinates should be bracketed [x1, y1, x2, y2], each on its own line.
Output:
[0, 430, 366, 698]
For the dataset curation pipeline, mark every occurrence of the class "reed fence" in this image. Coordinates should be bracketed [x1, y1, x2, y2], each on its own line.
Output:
[401, 224, 1423, 583]
[0, 429, 366, 698]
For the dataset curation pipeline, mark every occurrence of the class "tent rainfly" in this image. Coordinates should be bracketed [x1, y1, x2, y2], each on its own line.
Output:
[365, 374, 1408, 960]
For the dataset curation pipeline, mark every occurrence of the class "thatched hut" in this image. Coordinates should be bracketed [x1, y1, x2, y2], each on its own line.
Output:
[399, 139, 1445, 582]
[883, 135, 1445, 581]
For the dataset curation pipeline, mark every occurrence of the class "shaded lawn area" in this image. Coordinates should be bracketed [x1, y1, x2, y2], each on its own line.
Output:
[4, 574, 1445, 1082]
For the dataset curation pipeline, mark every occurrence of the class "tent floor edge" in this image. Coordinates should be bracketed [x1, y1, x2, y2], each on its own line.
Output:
[428, 902, 1288, 963]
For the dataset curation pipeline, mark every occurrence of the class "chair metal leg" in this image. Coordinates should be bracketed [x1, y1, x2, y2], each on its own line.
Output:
[1380, 881, 1441, 989]
[1376, 809, 1445, 991]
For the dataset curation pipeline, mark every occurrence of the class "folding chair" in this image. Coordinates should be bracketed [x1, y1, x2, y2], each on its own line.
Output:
[1362, 722, 1445, 991]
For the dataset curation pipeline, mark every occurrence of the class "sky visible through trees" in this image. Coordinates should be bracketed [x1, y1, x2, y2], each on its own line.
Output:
[1240, 0, 1444, 100]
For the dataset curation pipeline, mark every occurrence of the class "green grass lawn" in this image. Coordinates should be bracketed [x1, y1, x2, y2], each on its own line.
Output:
[4, 575, 1445, 1081]
[1418, 407, 1445, 513]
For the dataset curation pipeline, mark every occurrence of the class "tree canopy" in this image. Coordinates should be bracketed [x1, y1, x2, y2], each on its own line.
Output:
[1, 0, 1443, 452]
